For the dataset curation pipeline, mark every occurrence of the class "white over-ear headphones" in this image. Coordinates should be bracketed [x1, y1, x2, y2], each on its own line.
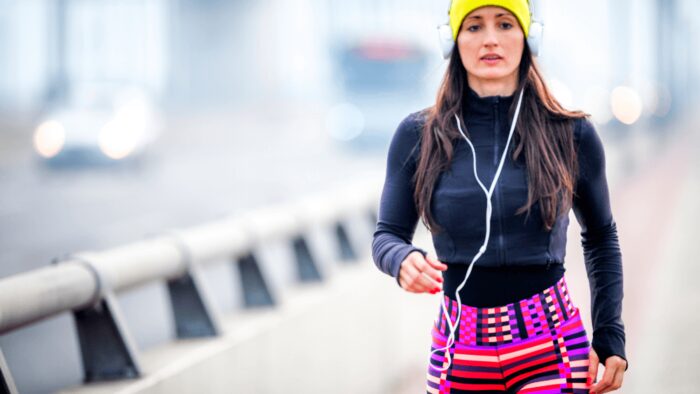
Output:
[437, 0, 544, 59]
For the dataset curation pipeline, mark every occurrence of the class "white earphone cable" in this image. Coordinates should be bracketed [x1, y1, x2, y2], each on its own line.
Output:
[429, 86, 525, 372]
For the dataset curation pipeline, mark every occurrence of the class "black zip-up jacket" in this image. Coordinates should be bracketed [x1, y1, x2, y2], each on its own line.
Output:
[371, 86, 627, 367]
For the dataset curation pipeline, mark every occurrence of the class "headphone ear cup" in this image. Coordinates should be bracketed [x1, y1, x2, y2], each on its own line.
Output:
[437, 23, 454, 59]
[527, 21, 544, 57]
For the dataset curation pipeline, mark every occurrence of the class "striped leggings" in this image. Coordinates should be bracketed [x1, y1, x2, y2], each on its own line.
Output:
[426, 276, 591, 393]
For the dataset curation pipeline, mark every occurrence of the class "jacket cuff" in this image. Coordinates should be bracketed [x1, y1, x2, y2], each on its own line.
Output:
[592, 328, 628, 371]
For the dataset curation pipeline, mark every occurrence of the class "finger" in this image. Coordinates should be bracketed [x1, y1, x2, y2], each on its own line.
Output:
[610, 367, 624, 391]
[587, 350, 599, 388]
[415, 270, 441, 293]
[425, 254, 448, 271]
[601, 358, 626, 392]
[420, 272, 443, 294]
[414, 259, 444, 284]
[591, 363, 615, 393]
[400, 264, 429, 293]
[403, 264, 437, 293]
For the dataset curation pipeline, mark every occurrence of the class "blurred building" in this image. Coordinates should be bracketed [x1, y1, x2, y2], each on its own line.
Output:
[0, 0, 697, 121]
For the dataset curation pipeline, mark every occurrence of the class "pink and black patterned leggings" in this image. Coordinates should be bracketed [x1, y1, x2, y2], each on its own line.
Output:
[426, 276, 591, 393]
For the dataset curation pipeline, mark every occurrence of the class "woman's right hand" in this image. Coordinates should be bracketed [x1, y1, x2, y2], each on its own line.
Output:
[398, 251, 447, 294]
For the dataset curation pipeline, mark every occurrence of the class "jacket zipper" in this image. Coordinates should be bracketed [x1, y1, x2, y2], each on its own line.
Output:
[493, 101, 507, 266]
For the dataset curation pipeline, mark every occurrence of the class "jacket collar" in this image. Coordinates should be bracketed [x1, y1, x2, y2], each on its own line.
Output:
[462, 85, 516, 119]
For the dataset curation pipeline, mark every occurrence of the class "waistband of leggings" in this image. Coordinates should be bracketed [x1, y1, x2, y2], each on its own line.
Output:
[434, 275, 578, 345]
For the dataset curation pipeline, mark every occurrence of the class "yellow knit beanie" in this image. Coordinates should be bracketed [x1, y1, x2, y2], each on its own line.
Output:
[449, 0, 531, 41]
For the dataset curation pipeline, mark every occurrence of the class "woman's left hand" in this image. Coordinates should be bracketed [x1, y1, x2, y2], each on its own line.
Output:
[587, 349, 627, 393]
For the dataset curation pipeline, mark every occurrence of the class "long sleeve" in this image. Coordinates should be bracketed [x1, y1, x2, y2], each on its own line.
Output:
[572, 118, 628, 369]
[371, 112, 428, 287]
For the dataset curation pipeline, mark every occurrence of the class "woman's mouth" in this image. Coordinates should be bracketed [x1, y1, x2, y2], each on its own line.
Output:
[481, 55, 502, 65]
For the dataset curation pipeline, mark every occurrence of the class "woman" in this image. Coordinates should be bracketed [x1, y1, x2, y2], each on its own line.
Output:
[371, 1, 628, 393]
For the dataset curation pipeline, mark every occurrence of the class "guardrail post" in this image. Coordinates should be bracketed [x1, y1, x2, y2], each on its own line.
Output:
[0, 347, 18, 394]
[162, 232, 222, 338]
[74, 291, 141, 381]
[58, 256, 142, 382]
[167, 269, 221, 338]
[292, 235, 322, 282]
[335, 221, 357, 262]
[236, 252, 276, 308]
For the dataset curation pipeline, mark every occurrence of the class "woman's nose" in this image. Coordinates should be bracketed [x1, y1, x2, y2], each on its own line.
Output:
[482, 27, 500, 46]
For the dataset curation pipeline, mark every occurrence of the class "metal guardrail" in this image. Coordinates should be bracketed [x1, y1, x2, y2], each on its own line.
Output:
[0, 179, 382, 393]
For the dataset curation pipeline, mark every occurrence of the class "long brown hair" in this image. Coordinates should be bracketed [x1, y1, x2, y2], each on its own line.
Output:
[415, 42, 588, 234]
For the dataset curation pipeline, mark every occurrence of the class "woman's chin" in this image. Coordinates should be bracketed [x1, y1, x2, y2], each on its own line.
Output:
[473, 71, 512, 82]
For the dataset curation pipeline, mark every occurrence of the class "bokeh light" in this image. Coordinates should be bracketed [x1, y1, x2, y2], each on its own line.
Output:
[33, 120, 66, 158]
[610, 86, 643, 125]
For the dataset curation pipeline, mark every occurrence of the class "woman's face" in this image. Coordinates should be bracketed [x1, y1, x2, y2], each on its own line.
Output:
[456, 6, 524, 90]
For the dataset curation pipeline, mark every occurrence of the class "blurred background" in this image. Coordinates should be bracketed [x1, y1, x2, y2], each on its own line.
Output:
[0, 0, 698, 392]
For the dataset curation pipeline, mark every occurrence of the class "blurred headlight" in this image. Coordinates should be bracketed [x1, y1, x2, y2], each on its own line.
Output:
[98, 119, 138, 160]
[98, 97, 155, 160]
[33, 120, 65, 158]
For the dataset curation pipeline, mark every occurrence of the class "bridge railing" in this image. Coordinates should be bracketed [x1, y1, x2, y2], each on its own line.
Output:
[0, 178, 383, 394]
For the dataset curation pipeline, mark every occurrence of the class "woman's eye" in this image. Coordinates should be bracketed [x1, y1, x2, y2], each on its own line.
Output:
[500, 22, 513, 29]
[467, 25, 480, 32]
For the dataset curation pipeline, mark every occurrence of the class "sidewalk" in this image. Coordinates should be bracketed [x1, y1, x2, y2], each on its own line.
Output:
[621, 127, 700, 393]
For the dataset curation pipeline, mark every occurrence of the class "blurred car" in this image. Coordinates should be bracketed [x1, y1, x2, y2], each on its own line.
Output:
[32, 82, 162, 167]
[326, 38, 433, 151]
